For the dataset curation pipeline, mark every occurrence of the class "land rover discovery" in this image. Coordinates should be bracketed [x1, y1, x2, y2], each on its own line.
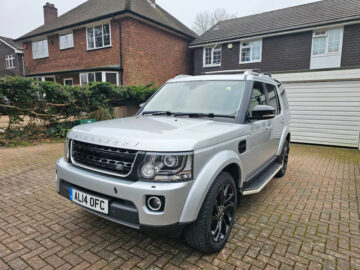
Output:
[56, 70, 291, 253]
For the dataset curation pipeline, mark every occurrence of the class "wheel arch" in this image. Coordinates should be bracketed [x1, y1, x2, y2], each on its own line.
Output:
[277, 127, 291, 156]
[179, 150, 243, 223]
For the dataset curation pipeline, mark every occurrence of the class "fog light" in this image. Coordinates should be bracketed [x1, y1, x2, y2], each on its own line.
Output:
[146, 196, 164, 212]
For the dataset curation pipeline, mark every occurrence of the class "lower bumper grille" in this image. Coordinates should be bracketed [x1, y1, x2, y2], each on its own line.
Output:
[71, 140, 138, 177]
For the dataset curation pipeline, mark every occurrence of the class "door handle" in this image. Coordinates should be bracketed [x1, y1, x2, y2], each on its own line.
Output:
[266, 125, 272, 131]
[281, 119, 286, 124]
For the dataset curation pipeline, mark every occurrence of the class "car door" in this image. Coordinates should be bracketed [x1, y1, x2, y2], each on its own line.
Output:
[242, 81, 273, 177]
[265, 83, 283, 156]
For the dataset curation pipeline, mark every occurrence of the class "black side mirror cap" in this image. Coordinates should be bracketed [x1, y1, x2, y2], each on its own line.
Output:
[248, 105, 276, 120]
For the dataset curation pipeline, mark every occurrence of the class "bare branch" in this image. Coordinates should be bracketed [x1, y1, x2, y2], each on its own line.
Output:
[192, 8, 237, 35]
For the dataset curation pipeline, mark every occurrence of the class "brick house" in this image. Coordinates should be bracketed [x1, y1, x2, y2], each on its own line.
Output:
[190, 0, 360, 149]
[16, 0, 196, 86]
[0, 37, 24, 77]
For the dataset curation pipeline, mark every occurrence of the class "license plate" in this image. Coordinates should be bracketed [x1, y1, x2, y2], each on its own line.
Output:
[70, 188, 109, 215]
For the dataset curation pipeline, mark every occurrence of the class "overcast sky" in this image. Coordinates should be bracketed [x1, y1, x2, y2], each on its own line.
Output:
[0, 0, 320, 39]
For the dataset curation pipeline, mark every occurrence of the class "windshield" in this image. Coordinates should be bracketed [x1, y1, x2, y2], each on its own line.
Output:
[143, 81, 246, 116]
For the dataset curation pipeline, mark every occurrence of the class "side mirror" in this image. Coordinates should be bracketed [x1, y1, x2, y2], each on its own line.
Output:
[139, 102, 146, 108]
[248, 105, 276, 120]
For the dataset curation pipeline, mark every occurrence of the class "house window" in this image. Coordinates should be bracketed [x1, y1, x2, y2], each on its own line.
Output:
[87, 23, 111, 50]
[80, 72, 119, 85]
[64, 78, 73, 86]
[312, 28, 342, 56]
[5, 55, 15, 69]
[59, 33, 74, 50]
[32, 39, 49, 59]
[240, 40, 262, 63]
[203, 45, 222, 67]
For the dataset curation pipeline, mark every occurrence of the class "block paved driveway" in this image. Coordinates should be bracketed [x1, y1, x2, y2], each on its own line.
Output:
[0, 143, 359, 270]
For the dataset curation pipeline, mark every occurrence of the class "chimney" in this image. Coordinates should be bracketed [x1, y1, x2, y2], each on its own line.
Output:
[147, 0, 156, 7]
[43, 3, 58, 24]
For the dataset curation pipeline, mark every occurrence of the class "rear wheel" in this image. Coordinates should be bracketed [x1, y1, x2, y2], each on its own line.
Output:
[276, 140, 290, 178]
[185, 172, 237, 253]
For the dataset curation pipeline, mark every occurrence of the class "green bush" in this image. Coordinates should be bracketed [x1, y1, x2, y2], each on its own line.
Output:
[0, 76, 158, 129]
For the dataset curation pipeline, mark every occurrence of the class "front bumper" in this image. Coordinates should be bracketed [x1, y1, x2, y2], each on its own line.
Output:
[56, 158, 194, 228]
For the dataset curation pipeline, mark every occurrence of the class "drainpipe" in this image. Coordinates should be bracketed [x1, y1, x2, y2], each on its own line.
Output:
[112, 17, 124, 86]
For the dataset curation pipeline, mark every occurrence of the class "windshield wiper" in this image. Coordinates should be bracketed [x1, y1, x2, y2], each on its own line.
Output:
[173, 112, 236, 119]
[142, 111, 174, 116]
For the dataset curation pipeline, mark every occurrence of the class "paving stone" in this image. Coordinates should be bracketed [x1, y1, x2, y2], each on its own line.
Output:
[0, 143, 359, 269]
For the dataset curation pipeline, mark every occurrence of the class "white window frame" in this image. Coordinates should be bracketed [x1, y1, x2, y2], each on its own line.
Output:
[32, 76, 56, 83]
[86, 22, 112, 51]
[79, 71, 119, 85]
[239, 39, 263, 64]
[203, 45, 222, 67]
[32, 39, 49, 59]
[59, 32, 74, 50]
[5, 54, 15, 69]
[63, 78, 73, 86]
[311, 27, 343, 57]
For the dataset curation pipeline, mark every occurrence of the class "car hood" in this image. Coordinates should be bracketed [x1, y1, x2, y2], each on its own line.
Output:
[68, 116, 249, 151]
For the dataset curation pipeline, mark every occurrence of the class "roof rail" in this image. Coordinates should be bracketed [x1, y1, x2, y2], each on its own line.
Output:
[174, 74, 192, 79]
[203, 69, 262, 75]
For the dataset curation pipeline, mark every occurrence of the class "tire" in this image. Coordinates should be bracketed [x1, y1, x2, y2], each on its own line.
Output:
[184, 172, 237, 253]
[276, 140, 290, 178]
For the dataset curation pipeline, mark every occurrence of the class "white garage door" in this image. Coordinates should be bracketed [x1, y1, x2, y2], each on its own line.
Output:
[284, 81, 360, 148]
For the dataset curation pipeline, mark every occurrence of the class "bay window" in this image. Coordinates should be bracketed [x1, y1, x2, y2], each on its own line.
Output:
[87, 23, 111, 50]
[80, 72, 119, 85]
[240, 40, 262, 63]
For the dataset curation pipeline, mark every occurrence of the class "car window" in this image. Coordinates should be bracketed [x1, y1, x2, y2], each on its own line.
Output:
[143, 81, 246, 116]
[278, 84, 289, 111]
[248, 82, 266, 117]
[266, 84, 281, 114]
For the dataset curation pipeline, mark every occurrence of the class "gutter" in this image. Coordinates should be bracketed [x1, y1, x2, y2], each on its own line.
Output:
[113, 17, 124, 85]
[189, 18, 360, 48]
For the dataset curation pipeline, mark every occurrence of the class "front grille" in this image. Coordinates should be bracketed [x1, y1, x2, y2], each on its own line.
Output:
[71, 140, 138, 177]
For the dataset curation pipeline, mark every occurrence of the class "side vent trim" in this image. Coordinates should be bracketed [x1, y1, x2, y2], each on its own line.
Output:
[238, 140, 247, 154]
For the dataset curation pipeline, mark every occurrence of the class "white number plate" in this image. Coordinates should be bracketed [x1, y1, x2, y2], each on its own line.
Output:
[70, 188, 109, 215]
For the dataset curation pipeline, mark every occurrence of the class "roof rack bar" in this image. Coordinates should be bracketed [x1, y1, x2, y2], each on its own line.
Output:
[203, 69, 262, 75]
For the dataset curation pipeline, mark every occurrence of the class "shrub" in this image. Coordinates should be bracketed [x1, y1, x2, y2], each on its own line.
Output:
[0, 76, 158, 129]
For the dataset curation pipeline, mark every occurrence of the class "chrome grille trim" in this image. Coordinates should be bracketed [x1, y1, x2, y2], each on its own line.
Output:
[70, 140, 138, 178]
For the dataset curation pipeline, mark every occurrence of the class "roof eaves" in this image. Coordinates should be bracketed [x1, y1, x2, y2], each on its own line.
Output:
[0, 38, 23, 53]
[16, 9, 195, 42]
[15, 10, 129, 42]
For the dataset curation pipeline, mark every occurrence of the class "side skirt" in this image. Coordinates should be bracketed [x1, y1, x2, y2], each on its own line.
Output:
[241, 161, 283, 195]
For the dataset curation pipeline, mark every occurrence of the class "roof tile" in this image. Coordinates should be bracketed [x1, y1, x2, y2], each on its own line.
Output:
[191, 0, 360, 46]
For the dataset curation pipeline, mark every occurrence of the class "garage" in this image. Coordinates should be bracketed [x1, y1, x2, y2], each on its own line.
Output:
[274, 70, 360, 149]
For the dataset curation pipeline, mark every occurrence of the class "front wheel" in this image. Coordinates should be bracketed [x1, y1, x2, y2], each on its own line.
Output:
[276, 140, 290, 178]
[184, 172, 237, 253]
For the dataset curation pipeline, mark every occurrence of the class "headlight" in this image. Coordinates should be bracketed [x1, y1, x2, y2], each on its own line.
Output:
[138, 152, 193, 181]
[64, 138, 70, 162]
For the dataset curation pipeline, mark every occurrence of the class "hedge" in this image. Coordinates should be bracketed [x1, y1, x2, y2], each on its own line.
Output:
[0, 76, 158, 128]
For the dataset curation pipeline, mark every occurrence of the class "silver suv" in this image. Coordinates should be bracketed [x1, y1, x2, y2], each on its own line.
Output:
[56, 71, 291, 253]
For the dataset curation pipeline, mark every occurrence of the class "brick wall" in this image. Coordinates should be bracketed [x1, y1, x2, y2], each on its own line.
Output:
[0, 40, 24, 76]
[23, 22, 121, 75]
[342, 23, 360, 67]
[121, 17, 192, 86]
[194, 31, 313, 74]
